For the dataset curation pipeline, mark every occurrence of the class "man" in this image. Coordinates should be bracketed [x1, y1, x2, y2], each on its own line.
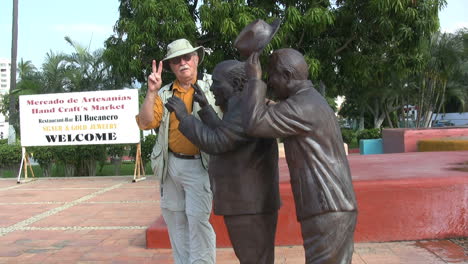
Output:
[136, 38, 220, 264]
[165, 60, 280, 264]
[242, 49, 358, 264]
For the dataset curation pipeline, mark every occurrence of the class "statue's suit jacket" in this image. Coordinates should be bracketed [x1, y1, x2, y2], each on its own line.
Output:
[178, 95, 281, 216]
[242, 79, 357, 221]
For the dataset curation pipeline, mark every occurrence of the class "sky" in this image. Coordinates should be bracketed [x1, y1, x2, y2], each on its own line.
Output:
[0, 0, 467, 68]
[0, 0, 120, 67]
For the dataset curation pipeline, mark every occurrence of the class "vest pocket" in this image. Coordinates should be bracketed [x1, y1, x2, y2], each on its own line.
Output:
[150, 141, 164, 181]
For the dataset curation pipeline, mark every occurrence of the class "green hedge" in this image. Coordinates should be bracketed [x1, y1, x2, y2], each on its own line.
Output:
[0, 138, 158, 177]
[356, 128, 382, 142]
[0, 143, 22, 169]
[130, 134, 157, 166]
[29, 146, 56, 177]
[341, 129, 356, 145]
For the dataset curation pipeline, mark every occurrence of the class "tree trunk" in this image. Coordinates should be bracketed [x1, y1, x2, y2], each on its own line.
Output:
[424, 110, 433, 128]
[433, 80, 447, 126]
[358, 109, 365, 130]
[85, 160, 97, 176]
[8, 0, 18, 144]
[111, 157, 122, 176]
[374, 113, 385, 128]
[65, 164, 75, 177]
[385, 110, 394, 128]
[41, 163, 52, 177]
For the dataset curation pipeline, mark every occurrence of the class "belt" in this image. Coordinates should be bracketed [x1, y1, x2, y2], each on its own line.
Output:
[170, 151, 200, 160]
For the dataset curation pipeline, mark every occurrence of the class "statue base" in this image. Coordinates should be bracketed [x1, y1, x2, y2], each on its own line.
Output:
[147, 151, 467, 248]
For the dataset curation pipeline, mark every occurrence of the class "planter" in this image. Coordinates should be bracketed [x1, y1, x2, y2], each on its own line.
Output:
[359, 139, 383, 155]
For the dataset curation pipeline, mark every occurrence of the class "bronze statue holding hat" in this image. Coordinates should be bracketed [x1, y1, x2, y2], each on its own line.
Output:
[241, 47, 358, 263]
[136, 38, 222, 264]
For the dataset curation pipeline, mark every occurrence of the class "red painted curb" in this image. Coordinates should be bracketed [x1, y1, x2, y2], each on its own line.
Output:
[146, 151, 468, 248]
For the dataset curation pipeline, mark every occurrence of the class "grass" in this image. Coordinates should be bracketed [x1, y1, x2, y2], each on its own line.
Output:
[0, 162, 153, 178]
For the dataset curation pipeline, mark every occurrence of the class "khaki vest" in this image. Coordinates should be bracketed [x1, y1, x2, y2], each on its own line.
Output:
[150, 73, 221, 183]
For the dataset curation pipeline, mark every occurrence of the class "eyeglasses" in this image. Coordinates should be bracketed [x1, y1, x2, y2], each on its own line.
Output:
[169, 53, 194, 65]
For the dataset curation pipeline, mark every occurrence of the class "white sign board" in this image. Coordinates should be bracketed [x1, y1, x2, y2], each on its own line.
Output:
[19, 89, 140, 146]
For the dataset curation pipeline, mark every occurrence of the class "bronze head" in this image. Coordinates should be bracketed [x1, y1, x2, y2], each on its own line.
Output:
[267, 48, 309, 99]
[211, 60, 246, 107]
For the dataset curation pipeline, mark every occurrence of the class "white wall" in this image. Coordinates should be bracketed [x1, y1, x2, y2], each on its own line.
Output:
[432, 112, 468, 126]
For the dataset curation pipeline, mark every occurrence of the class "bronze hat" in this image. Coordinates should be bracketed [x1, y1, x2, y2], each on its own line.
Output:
[234, 19, 281, 57]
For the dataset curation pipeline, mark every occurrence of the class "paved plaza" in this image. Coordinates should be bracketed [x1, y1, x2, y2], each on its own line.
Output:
[0, 176, 466, 264]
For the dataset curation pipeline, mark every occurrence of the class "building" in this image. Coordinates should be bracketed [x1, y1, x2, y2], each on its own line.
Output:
[0, 58, 11, 139]
[0, 58, 10, 95]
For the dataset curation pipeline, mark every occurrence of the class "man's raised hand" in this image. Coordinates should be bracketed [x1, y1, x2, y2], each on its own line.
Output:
[148, 60, 163, 92]
[245, 52, 262, 80]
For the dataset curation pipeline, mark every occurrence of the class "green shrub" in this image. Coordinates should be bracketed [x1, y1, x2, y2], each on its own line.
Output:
[130, 134, 157, 166]
[357, 128, 382, 142]
[107, 144, 128, 176]
[0, 143, 22, 170]
[341, 129, 356, 144]
[75, 145, 107, 176]
[51, 145, 106, 176]
[53, 146, 79, 176]
[29, 146, 55, 177]
[107, 144, 127, 158]
[142, 134, 157, 164]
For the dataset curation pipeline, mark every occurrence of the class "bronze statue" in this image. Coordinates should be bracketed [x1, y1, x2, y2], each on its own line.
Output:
[165, 60, 281, 264]
[242, 49, 358, 264]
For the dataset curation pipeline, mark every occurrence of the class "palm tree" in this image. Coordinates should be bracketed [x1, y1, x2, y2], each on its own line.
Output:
[17, 58, 37, 81]
[41, 51, 68, 93]
[442, 28, 468, 113]
[63, 36, 117, 92]
[413, 31, 464, 127]
[8, 0, 18, 143]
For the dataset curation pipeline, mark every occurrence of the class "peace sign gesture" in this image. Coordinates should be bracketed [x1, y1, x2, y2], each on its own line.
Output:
[148, 60, 163, 92]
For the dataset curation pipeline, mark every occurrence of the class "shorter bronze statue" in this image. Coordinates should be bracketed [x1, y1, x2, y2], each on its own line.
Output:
[165, 60, 280, 264]
[242, 49, 358, 264]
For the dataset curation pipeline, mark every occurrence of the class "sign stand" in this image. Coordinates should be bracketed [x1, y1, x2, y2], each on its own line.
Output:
[133, 143, 146, 182]
[17, 147, 36, 184]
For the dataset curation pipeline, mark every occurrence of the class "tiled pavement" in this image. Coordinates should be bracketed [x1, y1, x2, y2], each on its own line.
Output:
[0, 176, 466, 264]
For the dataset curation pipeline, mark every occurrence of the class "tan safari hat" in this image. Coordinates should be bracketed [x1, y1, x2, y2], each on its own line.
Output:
[162, 39, 205, 69]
